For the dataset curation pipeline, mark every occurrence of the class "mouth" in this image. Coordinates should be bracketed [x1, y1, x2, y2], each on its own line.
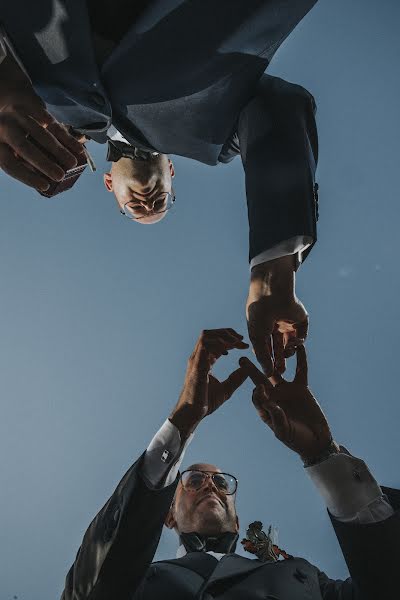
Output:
[196, 494, 225, 509]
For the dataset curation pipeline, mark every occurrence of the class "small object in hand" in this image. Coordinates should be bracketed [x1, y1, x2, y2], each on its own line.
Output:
[241, 521, 292, 562]
[37, 150, 88, 197]
[26, 134, 95, 197]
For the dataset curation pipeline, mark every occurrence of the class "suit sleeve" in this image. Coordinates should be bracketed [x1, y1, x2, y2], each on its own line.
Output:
[61, 452, 178, 600]
[325, 486, 400, 600]
[237, 74, 319, 263]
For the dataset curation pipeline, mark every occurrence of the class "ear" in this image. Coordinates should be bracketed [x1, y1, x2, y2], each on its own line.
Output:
[235, 515, 240, 533]
[168, 160, 175, 179]
[103, 172, 113, 192]
[165, 506, 177, 530]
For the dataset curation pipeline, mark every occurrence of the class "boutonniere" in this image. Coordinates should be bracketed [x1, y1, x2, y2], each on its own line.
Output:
[241, 521, 293, 562]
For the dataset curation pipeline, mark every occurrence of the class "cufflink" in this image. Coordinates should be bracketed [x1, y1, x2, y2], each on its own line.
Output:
[161, 450, 171, 463]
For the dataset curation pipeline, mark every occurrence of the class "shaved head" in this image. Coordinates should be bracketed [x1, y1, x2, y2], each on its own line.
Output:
[165, 462, 239, 537]
[103, 154, 174, 223]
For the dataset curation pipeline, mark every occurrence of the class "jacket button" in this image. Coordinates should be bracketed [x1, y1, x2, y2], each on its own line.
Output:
[90, 92, 106, 107]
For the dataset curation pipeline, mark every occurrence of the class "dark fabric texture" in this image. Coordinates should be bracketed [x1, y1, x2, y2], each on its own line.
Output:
[328, 486, 400, 600]
[60, 451, 400, 600]
[86, 0, 152, 44]
[0, 0, 319, 260]
[0, 0, 317, 160]
[233, 75, 318, 261]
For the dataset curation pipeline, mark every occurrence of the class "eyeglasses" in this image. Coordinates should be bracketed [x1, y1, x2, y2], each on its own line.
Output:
[180, 470, 238, 495]
[120, 191, 175, 220]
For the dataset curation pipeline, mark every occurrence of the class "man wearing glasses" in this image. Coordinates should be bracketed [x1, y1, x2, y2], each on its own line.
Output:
[61, 329, 398, 600]
[0, 1, 318, 371]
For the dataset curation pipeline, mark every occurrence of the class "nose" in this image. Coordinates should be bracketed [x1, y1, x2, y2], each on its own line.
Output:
[201, 474, 219, 493]
[129, 196, 156, 211]
[140, 197, 156, 212]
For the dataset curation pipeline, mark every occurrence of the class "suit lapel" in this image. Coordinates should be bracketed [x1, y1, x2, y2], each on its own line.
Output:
[206, 554, 265, 590]
[160, 552, 218, 581]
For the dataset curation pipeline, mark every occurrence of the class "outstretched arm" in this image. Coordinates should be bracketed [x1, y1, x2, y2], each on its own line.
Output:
[240, 76, 318, 376]
[240, 350, 399, 599]
[61, 329, 249, 600]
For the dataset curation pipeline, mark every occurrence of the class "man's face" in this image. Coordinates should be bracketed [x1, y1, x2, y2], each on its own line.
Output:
[103, 154, 175, 224]
[166, 463, 239, 537]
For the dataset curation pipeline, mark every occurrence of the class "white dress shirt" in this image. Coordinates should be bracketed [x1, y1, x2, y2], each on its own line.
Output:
[143, 419, 394, 533]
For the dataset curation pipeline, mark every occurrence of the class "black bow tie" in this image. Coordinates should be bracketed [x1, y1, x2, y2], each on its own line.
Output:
[180, 532, 239, 554]
[106, 139, 159, 162]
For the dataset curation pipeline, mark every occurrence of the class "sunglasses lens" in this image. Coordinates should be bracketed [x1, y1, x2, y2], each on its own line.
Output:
[183, 471, 206, 490]
[182, 471, 237, 494]
[213, 473, 236, 494]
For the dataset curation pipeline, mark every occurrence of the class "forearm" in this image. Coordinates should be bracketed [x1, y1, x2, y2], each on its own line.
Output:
[249, 255, 296, 297]
[240, 77, 318, 264]
[142, 418, 194, 488]
[62, 451, 179, 600]
[306, 449, 398, 599]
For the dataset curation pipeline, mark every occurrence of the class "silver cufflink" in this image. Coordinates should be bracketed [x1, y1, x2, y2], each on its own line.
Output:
[161, 450, 170, 463]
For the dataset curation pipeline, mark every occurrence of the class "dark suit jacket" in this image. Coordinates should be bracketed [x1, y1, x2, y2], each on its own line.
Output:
[0, 0, 318, 261]
[61, 453, 400, 600]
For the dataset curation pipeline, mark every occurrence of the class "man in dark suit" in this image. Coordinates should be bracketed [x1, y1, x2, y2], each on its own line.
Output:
[61, 328, 399, 600]
[0, 1, 318, 372]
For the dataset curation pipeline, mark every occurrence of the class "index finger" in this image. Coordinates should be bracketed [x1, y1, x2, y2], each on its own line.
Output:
[246, 300, 274, 376]
[238, 357, 273, 389]
[46, 121, 86, 158]
[293, 344, 308, 386]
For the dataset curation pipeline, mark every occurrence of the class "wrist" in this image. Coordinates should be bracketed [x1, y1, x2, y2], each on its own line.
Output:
[249, 256, 295, 299]
[301, 439, 340, 467]
[169, 406, 200, 440]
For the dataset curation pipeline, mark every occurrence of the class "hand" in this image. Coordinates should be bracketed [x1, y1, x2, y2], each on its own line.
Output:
[239, 346, 335, 462]
[0, 53, 85, 191]
[169, 329, 249, 438]
[246, 256, 308, 376]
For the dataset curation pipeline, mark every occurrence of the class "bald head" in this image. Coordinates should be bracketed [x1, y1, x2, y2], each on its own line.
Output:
[165, 462, 239, 537]
[103, 154, 175, 223]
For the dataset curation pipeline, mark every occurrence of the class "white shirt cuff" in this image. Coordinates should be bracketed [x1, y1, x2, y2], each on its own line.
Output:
[142, 419, 194, 488]
[250, 236, 312, 270]
[306, 451, 394, 523]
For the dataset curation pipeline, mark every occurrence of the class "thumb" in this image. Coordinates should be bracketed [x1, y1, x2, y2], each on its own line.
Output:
[267, 404, 291, 442]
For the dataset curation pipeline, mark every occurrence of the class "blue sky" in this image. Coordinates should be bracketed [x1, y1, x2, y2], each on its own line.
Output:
[0, 1, 399, 598]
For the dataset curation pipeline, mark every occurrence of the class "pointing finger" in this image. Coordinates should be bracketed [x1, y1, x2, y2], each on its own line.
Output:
[293, 344, 308, 386]
[247, 301, 274, 376]
[272, 328, 286, 374]
[239, 357, 273, 389]
[221, 366, 249, 398]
